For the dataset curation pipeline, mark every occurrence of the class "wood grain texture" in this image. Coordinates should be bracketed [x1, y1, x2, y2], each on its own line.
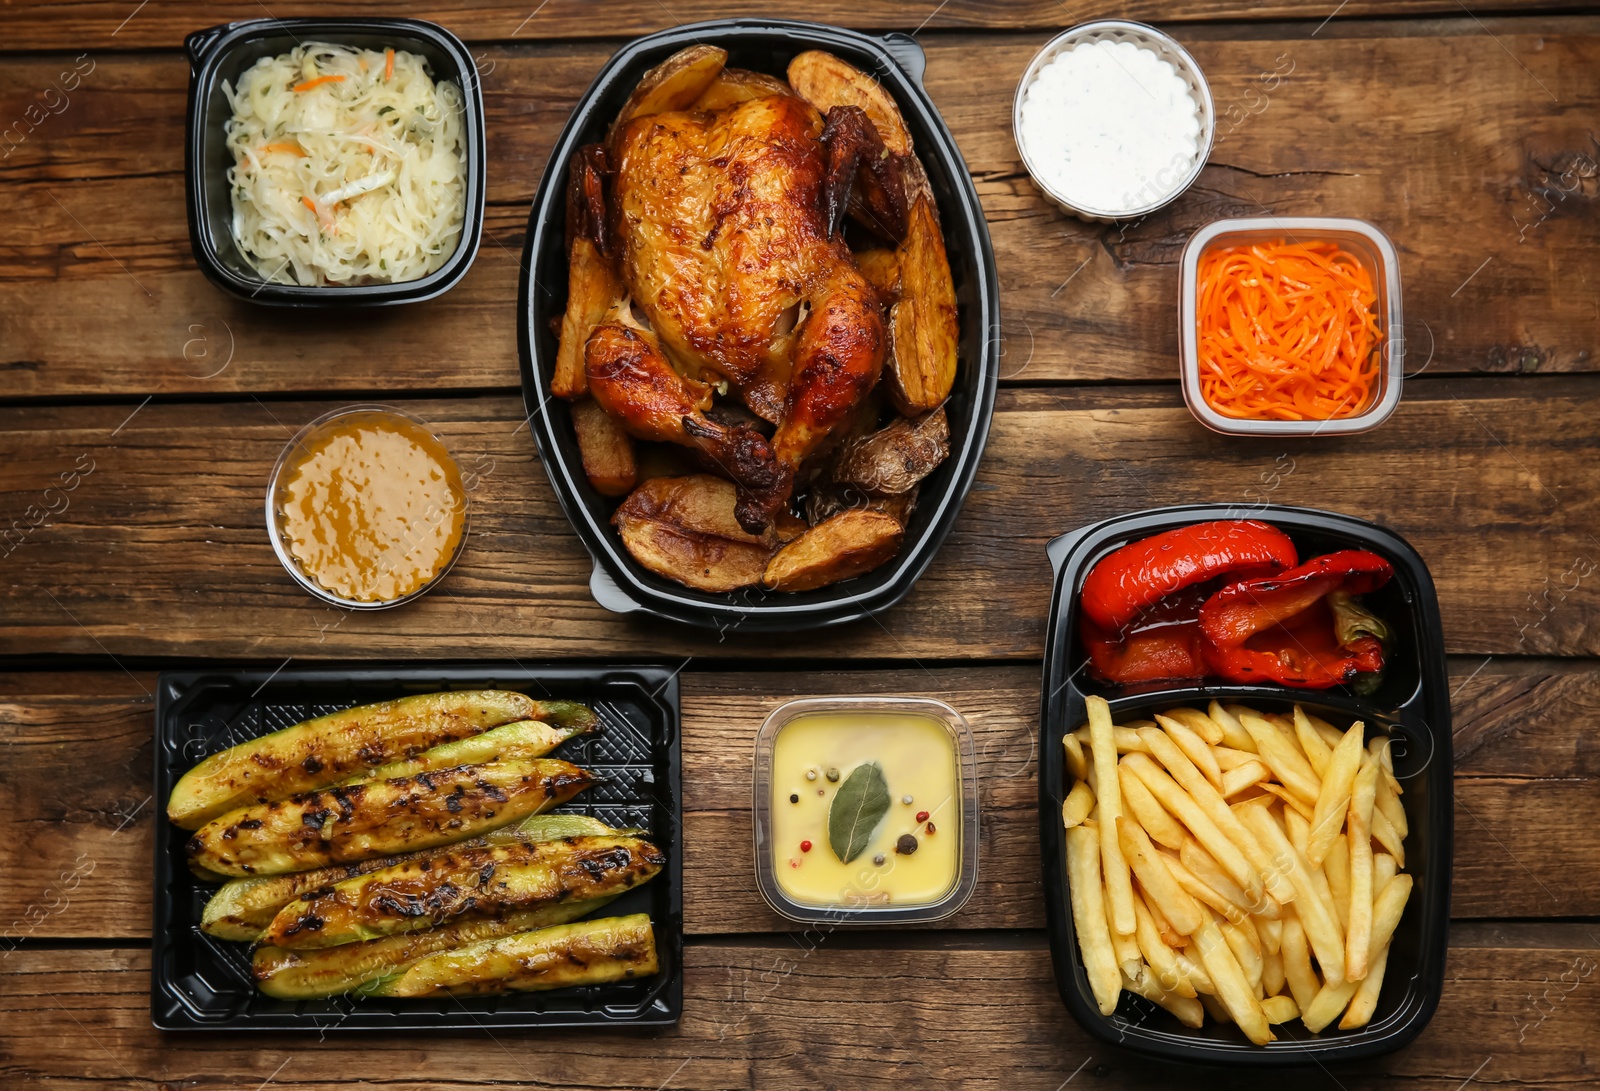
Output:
[0, 382, 1596, 661]
[1, 925, 1594, 1089]
[2, 658, 1596, 942]
[1, 24, 1595, 395]
[0, 1, 1584, 52]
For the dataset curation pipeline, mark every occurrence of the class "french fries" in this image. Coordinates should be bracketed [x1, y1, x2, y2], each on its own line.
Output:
[1061, 701, 1412, 1042]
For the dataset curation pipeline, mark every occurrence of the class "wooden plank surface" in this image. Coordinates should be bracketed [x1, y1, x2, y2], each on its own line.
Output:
[0, 0, 1583, 52]
[0, 380, 1596, 661]
[1, 924, 1594, 1089]
[3, 658, 1595, 943]
[1, 24, 1595, 396]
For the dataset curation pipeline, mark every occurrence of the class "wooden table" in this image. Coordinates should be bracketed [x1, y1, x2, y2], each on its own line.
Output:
[2, 1, 1597, 1087]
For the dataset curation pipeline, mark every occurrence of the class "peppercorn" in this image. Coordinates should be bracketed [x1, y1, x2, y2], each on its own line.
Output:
[901, 794, 914, 805]
[825, 766, 840, 783]
[895, 833, 918, 855]
[873, 853, 886, 866]
[915, 810, 930, 823]
[789, 793, 799, 804]
[800, 840, 812, 852]
[806, 769, 818, 781]
[925, 821, 936, 834]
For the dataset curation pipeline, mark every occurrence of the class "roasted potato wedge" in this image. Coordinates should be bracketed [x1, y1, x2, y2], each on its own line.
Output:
[806, 485, 919, 528]
[786, 50, 912, 157]
[853, 247, 901, 301]
[833, 406, 949, 495]
[571, 398, 638, 496]
[763, 509, 905, 591]
[553, 237, 621, 399]
[692, 66, 792, 112]
[887, 195, 959, 414]
[612, 474, 776, 592]
[611, 45, 727, 137]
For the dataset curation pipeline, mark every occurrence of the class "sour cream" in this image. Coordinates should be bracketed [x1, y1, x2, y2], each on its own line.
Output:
[1018, 38, 1204, 215]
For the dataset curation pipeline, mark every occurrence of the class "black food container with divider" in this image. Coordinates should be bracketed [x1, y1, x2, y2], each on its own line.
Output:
[1038, 503, 1453, 1064]
[517, 20, 999, 632]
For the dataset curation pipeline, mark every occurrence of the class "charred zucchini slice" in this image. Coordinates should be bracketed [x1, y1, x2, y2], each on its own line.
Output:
[201, 813, 626, 942]
[252, 896, 620, 998]
[262, 834, 664, 949]
[167, 690, 550, 829]
[186, 759, 595, 877]
[373, 914, 659, 997]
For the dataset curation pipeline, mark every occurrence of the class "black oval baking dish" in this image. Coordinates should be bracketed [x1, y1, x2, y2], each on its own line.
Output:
[517, 19, 1000, 632]
[1038, 504, 1453, 1064]
[184, 18, 486, 306]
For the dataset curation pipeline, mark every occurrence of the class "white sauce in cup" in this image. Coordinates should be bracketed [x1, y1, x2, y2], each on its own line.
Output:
[1018, 39, 1203, 215]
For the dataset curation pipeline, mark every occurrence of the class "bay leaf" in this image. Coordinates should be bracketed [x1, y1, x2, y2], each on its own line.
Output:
[827, 761, 890, 864]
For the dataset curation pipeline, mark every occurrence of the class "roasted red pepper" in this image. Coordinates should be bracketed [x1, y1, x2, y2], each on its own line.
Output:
[1079, 520, 1299, 634]
[1081, 587, 1208, 683]
[1199, 550, 1394, 688]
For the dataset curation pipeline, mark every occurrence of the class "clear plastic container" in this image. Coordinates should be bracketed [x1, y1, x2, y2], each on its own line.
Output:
[1180, 216, 1405, 436]
[265, 404, 469, 609]
[753, 696, 979, 925]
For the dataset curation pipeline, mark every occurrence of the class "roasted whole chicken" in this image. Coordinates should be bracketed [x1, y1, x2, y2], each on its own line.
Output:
[551, 46, 960, 593]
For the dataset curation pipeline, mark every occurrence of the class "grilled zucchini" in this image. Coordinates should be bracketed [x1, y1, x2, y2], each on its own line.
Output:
[262, 834, 665, 949]
[372, 914, 659, 997]
[201, 813, 625, 942]
[251, 896, 619, 998]
[186, 759, 595, 877]
[166, 690, 552, 829]
[353, 718, 594, 783]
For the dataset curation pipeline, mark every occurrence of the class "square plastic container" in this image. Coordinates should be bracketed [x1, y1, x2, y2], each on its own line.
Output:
[151, 662, 682, 1031]
[1180, 217, 1404, 436]
[753, 697, 979, 925]
[1038, 504, 1452, 1064]
[184, 18, 486, 306]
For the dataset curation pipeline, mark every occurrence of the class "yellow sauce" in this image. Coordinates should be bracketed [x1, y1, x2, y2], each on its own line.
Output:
[276, 411, 465, 602]
[770, 712, 960, 908]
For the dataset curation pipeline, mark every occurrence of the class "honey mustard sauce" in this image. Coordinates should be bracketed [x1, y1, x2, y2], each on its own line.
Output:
[276, 411, 465, 602]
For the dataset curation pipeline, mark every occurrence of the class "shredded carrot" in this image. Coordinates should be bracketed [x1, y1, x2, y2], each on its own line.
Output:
[292, 74, 346, 92]
[301, 196, 319, 214]
[1195, 239, 1383, 421]
[384, 47, 395, 81]
[257, 142, 305, 156]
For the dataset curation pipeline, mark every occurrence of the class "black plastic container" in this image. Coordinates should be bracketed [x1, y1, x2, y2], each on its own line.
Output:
[151, 663, 682, 1031]
[517, 20, 1000, 631]
[184, 18, 486, 306]
[1038, 504, 1453, 1064]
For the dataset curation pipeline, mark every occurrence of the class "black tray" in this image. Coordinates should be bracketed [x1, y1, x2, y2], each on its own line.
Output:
[1038, 504, 1453, 1064]
[151, 663, 682, 1031]
[184, 18, 487, 306]
[517, 19, 1000, 632]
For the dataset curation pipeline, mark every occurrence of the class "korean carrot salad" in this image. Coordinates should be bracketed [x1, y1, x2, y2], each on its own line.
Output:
[223, 42, 466, 286]
[1196, 240, 1382, 421]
